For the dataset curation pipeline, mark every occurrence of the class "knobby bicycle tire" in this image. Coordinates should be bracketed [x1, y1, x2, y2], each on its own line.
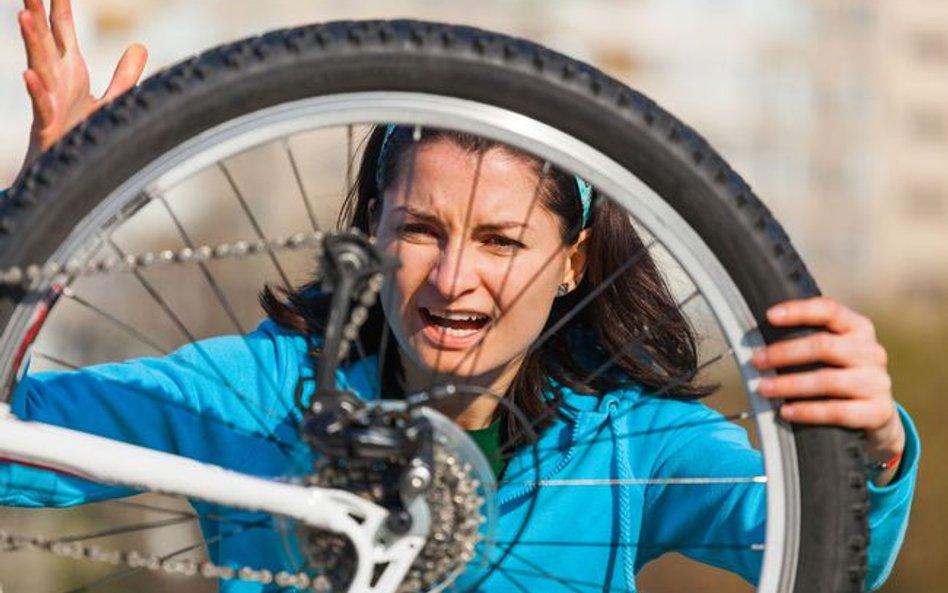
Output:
[0, 20, 868, 593]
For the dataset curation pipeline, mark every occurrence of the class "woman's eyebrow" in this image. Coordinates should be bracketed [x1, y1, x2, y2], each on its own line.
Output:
[476, 221, 532, 232]
[393, 206, 441, 224]
[393, 206, 531, 231]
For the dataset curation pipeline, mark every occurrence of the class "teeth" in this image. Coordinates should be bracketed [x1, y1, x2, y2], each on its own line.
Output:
[427, 309, 489, 322]
[438, 327, 479, 336]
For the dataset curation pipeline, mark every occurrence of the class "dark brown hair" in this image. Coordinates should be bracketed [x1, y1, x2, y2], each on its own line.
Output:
[262, 126, 713, 443]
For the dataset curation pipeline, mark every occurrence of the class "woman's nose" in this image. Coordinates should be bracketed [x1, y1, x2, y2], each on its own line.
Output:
[429, 240, 479, 300]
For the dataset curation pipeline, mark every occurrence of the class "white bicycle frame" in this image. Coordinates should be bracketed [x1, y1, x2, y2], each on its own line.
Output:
[0, 402, 428, 593]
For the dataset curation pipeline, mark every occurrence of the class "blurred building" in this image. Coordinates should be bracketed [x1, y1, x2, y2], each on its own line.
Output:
[874, 0, 948, 307]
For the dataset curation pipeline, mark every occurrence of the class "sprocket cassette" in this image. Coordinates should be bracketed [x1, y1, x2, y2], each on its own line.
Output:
[299, 409, 492, 592]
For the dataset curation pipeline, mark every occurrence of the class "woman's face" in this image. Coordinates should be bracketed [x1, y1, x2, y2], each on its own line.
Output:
[373, 139, 585, 393]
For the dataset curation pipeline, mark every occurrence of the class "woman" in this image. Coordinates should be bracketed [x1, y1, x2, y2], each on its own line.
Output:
[1, 1, 917, 591]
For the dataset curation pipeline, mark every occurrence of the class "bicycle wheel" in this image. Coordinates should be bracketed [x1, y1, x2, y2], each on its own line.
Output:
[0, 20, 868, 593]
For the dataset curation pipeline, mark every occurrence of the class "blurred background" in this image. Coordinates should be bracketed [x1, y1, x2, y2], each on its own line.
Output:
[0, 0, 945, 591]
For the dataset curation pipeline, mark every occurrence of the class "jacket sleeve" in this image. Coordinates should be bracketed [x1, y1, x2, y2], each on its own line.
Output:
[863, 406, 919, 591]
[0, 320, 308, 507]
[637, 400, 919, 590]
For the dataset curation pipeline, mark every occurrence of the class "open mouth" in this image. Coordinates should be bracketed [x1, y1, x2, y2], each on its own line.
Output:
[420, 308, 492, 338]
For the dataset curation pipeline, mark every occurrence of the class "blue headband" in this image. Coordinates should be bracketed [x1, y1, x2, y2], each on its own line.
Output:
[377, 124, 592, 227]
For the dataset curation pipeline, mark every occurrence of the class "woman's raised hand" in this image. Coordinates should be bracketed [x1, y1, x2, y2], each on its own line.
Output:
[18, 0, 147, 166]
[752, 296, 906, 486]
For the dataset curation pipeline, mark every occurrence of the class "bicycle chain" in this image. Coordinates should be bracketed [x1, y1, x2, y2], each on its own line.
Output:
[334, 268, 385, 362]
[0, 229, 390, 589]
[0, 231, 326, 287]
[0, 529, 330, 590]
[0, 229, 384, 362]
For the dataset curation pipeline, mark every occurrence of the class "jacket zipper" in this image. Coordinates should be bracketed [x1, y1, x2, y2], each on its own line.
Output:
[496, 413, 588, 507]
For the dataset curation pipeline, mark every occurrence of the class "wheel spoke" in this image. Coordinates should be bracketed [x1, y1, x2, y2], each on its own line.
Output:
[283, 139, 320, 232]
[153, 192, 289, 405]
[490, 564, 534, 593]
[61, 288, 169, 355]
[154, 193, 247, 335]
[30, 351, 80, 370]
[424, 149, 486, 389]
[101, 498, 284, 529]
[495, 288, 708, 460]
[56, 516, 197, 544]
[218, 163, 291, 288]
[499, 408, 761, 482]
[502, 475, 766, 487]
[8, 349, 303, 459]
[102, 499, 194, 518]
[460, 160, 551, 383]
[346, 124, 356, 199]
[105, 239, 298, 458]
[376, 125, 423, 392]
[500, 549, 606, 593]
[486, 539, 766, 552]
[495, 294, 737, 465]
[527, 238, 658, 358]
[55, 518, 268, 593]
[61, 273, 303, 442]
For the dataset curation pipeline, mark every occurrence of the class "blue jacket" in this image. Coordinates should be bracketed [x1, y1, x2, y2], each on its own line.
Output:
[2, 319, 919, 591]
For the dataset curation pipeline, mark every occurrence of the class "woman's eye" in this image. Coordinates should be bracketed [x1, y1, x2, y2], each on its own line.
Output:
[484, 235, 525, 250]
[398, 223, 436, 237]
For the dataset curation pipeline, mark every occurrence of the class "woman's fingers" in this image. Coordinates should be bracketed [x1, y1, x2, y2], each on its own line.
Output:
[766, 296, 876, 338]
[49, 0, 78, 54]
[19, 3, 65, 136]
[99, 44, 148, 104]
[23, 69, 55, 126]
[756, 297, 905, 483]
[23, 0, 59, 63]
[778, 397, 894, 430]
[752, 332, 887, 370]
[18, 9, 52, 82]
[757, 366, 892, 399]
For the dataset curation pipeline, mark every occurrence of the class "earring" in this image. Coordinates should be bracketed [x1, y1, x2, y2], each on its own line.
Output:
[556, 283, 570, 297]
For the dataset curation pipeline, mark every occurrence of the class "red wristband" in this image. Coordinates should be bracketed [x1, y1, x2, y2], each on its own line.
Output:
[867, 449, 903, 474]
